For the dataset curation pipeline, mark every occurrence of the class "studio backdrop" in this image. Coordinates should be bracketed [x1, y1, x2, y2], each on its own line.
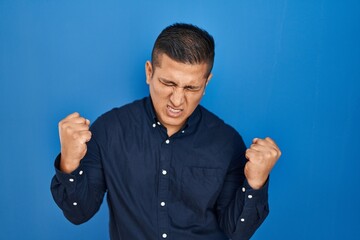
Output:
[0, 0, 359, 239]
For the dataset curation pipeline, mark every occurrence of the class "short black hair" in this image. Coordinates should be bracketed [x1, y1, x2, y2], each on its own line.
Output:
[151, 23, 215, 75]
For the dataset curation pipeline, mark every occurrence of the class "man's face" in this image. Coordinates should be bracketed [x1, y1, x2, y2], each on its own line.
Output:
[145, 54, 212, 136]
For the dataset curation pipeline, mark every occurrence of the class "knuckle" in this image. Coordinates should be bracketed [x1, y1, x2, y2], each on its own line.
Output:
[59, 121, 67, 129]
[65, 126, 72, 134]
[246, 149, 252, 156]
[270, 149, 277, 157]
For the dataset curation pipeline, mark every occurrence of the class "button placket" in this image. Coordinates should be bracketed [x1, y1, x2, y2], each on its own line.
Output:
[158, 137, 171, 239]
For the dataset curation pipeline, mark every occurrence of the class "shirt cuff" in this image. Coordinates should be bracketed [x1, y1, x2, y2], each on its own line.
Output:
[240, 177, 269, 207]
[54, 154, 85, 189]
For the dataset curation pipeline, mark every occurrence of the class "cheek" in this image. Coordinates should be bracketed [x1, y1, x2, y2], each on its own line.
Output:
[151, 84, 171, 103]
[185, 94, 203, 109]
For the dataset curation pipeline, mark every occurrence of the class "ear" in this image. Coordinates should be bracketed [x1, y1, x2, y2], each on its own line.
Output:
[145, 61, 153, 85]
[205, 73, 213, 86]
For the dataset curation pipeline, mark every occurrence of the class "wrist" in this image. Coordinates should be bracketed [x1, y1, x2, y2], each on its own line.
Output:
[247, 177, 268, 190]
[60, 155, 80, 174]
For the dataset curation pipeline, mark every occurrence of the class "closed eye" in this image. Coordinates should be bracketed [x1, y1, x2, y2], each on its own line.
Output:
[159, 78, 176, 87]
[158, 78, 203, 92]
[184, 86, 202, 92]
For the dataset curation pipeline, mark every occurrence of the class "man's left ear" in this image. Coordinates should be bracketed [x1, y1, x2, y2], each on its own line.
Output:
[203, 73, 212, 96]
[206, 73, 213, 86]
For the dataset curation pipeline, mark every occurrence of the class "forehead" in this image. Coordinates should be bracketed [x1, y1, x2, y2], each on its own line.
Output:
[154, 54, 209, 85]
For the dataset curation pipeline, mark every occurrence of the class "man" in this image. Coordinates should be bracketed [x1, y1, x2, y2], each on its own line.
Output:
[51, 23, 281, 240]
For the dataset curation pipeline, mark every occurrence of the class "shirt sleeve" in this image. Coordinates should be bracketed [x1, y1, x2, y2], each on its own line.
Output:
[216, 133, 269, 240]
[50, 120, 107, 225]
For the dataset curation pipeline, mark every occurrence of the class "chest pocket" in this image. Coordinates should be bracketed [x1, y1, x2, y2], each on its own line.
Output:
[181, 167, 223, 213]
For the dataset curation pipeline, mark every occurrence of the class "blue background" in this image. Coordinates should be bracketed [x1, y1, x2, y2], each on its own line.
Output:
[1, 0, 359, 239]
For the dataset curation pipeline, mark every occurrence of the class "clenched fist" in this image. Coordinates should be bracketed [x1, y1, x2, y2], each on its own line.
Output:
[245, 137, 281, 190]
[58, 112, 92, 173]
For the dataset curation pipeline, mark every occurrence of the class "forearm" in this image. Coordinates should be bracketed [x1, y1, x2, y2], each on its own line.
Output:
[217, 179, 269, 240]
[50, 154, 106, 224]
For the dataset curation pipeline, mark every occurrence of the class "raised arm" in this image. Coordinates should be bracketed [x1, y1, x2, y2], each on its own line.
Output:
[217, 135, 281, 239]
[51, 112, 106, 224]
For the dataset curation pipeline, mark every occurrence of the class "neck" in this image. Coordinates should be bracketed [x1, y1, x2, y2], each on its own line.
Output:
[166, 126, 181, 137]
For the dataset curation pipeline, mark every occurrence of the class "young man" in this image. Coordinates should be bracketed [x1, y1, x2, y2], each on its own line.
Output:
[51, 23, 281, 240]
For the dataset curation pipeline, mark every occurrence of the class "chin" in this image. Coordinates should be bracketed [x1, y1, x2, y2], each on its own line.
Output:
[163, 117, 185, 127]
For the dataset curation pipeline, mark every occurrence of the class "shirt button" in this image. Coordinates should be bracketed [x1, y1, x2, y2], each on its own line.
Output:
[181, 130, 185, 133]
[162, 170, 167, 175]
[69, 178, 74, 182]
[162, 233, 167, 238]
[240, 218, 245, 222]
[79, 170, 83, 175]
[165, 139, 170, 144]
[248, 195, 253, 199]
[160, 202, 166, 207]
[73, 202, 78, 206]
[152, 123, 156, 128]
[157, 121, 161, 125]
[242, 187, 246, 192]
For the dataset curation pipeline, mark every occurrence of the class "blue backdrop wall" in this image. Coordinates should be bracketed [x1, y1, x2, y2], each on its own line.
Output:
[1, 0, 359, 239]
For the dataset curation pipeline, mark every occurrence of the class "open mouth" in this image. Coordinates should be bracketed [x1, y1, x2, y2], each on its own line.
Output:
[167, 105, 183, 117]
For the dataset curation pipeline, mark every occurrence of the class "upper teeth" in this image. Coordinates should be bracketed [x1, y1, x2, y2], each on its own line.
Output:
[169, 107, 181, 113]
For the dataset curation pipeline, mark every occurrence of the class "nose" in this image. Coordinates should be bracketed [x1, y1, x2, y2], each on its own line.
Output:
[170, 87, 184, 107]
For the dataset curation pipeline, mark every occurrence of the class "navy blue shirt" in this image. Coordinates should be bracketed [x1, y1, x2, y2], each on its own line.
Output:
[51, 97, 269, 240]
